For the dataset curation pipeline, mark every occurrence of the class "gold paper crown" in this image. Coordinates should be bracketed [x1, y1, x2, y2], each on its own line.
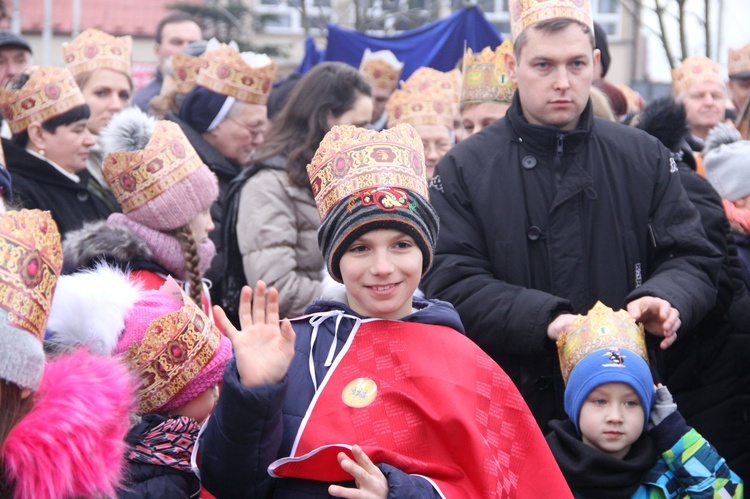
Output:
[196, 46, 277, 105]
[307, 124, 428, 221]
[728, 44, 750, 78]
[557, 301, 648, 385]
[173, 52, 203, 94]
[509, 0, 593, 42]
[359, 49, 404, 91]
[0, 67, 86, 135]
[672, 55, 724, 96]
[386, 87, 455, 129]
[461, 40, 516, 108]
[103, 120, 204, 215]
[63, 28, 132, 78]
[401, 67, 461, 105]
[126, 288, 222, 414]
[0, 210, 62, 340]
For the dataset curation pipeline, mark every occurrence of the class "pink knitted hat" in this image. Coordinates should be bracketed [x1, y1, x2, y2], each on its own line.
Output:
[113, 286, 232, 415]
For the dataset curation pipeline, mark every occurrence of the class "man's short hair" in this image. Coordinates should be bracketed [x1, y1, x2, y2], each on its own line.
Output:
[513, 18, 595, 60]
[155, 12, 199, 44]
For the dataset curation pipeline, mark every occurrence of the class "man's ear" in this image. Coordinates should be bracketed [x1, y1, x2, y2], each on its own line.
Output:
[153, 42, 161, 59]
[593, 48, 601, 71]
[505, 51, 518, 84]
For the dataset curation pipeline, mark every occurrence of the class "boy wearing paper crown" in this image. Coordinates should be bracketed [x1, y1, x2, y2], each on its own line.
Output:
[422, 0, 720, 435]
[199, 124, 570, 498]
[547, 302, 743, 497]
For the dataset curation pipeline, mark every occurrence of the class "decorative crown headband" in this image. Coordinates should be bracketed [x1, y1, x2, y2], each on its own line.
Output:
[386, 87, 455, 129]
[64, 28, 133, 78]
[307, 124, 428, 221]
[173, 52, 203, 95]
[401, 67, 461, 105]
[196, 46, 277, 105]
[509, 0, 593, 43]
[461, 40, 516, 108]
[672, 55, 724, 96]
[557, 301, 648, 385]
[359, 49, 404, 91]
[728, 44, 750, 78]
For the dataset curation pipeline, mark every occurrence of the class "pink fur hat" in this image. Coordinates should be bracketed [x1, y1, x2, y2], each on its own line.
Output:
[47, 265, 232, 415]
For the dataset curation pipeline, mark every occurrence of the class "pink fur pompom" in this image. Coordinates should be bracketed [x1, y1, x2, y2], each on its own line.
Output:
[2, 349, 137, 499]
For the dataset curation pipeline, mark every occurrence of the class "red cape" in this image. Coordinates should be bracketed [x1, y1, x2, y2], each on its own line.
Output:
[270, 319, 570, 498]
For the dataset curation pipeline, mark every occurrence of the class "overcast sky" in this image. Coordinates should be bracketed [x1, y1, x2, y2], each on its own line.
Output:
[644, 0, 750, 82]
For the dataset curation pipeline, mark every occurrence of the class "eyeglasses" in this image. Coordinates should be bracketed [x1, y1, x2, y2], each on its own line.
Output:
[227, 117, 266, 139]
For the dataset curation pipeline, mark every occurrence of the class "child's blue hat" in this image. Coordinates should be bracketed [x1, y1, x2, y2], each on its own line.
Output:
[564, 347, 654, 434]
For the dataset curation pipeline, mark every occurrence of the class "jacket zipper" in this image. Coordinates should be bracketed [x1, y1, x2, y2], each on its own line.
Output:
[554, 133, 564, 187]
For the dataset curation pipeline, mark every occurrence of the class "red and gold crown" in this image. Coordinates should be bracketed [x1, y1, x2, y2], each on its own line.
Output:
[359, 49, 404, 91]
[307, 124, 428, 220]
[509, 0, 593, 42]
[729, 44, 750, 79]
[672, 55, 724, 96]
[386, 87, 455, 129]
[196, 46, 277, 105]
[401, 67, 461, 105]
[125, 286, 223, 415]
[103, 120, 204, 215]
[173, 52, 203, 95]
[0, 210, 62, 340]
[0, 67, 86, 135]
[461, 40, 516, 109]
[63, 28, 132, 78]
[557, 301, 647, 385]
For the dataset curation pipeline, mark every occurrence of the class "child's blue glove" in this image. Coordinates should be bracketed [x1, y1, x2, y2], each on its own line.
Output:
[647, 385, 678, 430]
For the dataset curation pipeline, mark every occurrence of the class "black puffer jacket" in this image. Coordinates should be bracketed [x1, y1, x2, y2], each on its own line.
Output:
[422, 93, 721, 432]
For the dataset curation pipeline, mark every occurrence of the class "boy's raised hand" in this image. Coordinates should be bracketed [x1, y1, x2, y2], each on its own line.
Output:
[214, 281, 296, 388]
[328, 445, 388, 499]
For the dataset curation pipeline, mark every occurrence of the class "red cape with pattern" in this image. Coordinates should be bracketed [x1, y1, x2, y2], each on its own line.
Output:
[269, 319, 571, 498]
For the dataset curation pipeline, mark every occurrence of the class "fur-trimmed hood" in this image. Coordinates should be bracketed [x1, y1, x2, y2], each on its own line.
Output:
[2, 349, 136, 498]
[62, 220, 153, 274]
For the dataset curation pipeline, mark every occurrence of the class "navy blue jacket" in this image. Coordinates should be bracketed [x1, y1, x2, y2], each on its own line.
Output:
[200, 298, 464, 498]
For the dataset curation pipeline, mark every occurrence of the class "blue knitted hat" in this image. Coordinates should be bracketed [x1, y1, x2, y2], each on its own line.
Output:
[564, 347, 654, 434]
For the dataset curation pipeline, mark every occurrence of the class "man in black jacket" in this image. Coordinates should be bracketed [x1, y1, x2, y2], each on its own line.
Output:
[422, 1, 721, 433]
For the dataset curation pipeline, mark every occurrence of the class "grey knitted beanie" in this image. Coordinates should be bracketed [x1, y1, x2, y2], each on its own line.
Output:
[704, 123, 750, 201]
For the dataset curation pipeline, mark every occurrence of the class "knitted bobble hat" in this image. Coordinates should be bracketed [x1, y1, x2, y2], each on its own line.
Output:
[100, 107, 219, 232]
[704, 123, 750, 202]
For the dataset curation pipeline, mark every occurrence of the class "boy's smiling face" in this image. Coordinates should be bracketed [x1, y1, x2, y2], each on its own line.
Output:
[579, 382, 645, 459]
[339, 228, 422, 320]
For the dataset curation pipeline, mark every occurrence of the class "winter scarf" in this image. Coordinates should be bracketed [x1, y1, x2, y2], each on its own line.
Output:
[126, 415, 201, 474]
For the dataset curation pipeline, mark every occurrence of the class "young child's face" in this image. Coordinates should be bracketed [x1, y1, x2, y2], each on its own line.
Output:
[339, 228, 422, 320]
[172, 384, 219, 425]
[188, 208, 215, 243]
[579, 382, 644, 459]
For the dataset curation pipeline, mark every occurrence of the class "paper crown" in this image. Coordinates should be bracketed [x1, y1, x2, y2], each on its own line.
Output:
[401, 67, 461, 104]
[0, 67, 86, 135]
[0, 210, 62, 340]
[173, 52, 203, 94]
[386, 86, 455, 129]
[509, 0, 593, 42]
[307, 124, 428, 221]
[63, 28, 132, 78]
[103, 120, 206, 224]
[123, 283, 224, 415]
[729, 44, 750, 79]
[359, 49, 404, 91]
[196, 46, 277, 105]
[461, 40, 516, 108]
[672, 55, 724, 96]
[556, 301, 648, 385]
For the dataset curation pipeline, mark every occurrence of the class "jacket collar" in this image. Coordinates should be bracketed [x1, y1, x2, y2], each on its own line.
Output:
[4, 138, 91, 188]
[506, 91, 593, 155]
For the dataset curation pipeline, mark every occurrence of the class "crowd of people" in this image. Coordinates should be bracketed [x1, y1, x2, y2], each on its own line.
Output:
[0, 0, 748, 496]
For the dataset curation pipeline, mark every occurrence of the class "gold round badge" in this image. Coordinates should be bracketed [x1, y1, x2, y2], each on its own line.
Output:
[342, 378, 378, 408]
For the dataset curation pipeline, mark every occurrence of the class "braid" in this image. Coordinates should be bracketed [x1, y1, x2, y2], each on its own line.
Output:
[172, 225, 203, 306]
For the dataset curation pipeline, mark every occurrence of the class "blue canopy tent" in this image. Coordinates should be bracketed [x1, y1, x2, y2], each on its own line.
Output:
[295, 6, 502, 79]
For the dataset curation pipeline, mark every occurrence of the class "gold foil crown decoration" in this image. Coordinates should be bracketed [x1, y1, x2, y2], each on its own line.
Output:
[509, 0, 593, 43]
[359, 48, 404, 91]
[102, 120, 204, 214]
[0, 67, 86, 135]
[728, 44, 750, 78]
[461, 40, 516, 108]
[386, 86, 456, 129]
[402, 67, 461, 105]
[173, 52, 203, 94]
[64, 28, 133, 78]
[125, 287, 222, 415]
[556, 301, 648, 385]
[672, 55, 724, 96]
[0, 210, 62, 340]
[196, 46, 277, 105]
[307, 124, 428, 221]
